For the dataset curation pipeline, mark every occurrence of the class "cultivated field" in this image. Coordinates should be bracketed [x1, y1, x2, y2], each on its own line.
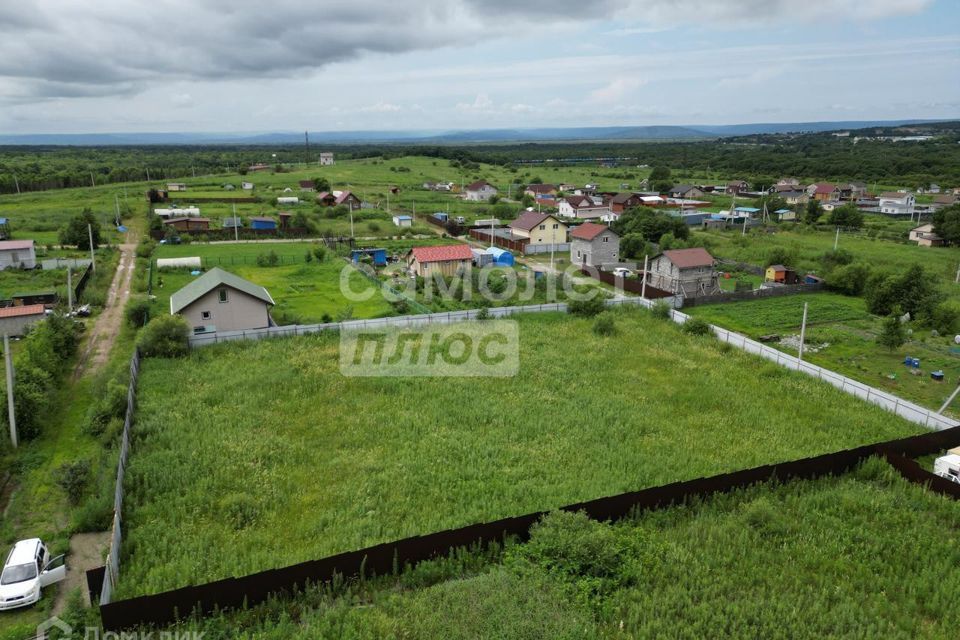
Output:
[687, 293, 960, 416]
[119, 308, 920, 597]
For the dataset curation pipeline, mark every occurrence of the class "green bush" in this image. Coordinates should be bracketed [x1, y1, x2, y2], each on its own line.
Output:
[138, 315, 190, 358]
[135, 240, 157, 259]
[682, 317, 712, 336]
[125, 299, 151, 327]
[54, 459, 91, 505]
[312, 246, 328, 263]
[592, 312, 617, 336]
[566, 295, 606, 317]
[650, 300, 672, 320]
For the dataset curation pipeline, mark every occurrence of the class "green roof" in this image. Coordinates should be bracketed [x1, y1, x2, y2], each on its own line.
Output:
[169, 268, 275, 314]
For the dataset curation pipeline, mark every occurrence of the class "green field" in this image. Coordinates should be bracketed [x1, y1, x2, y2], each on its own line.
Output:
[150, 239, 475, 322]
[118, 308, 920, 597]
[171, 459, 960, 639]
[696, 225, 960, 300]
[687, 293, 960, 416]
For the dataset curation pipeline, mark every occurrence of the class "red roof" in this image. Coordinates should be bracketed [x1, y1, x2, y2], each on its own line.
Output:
[466, 180, 493, 191]
[0, 304, 45, 318]
[570, 222, 612, 241]
[526, 184, 557, 194]
[0, 240, 34, 251]
[335, 191, 358, 204]
[299, 180, 314, 188]
[661, 248, 715, 269]
[410, 244, 473, 264]
[565, 195, 591, 208]
[812, 182, 837, 194]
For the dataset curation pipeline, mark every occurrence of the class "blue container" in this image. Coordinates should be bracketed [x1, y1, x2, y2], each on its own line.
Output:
[904, 356, 912, 366]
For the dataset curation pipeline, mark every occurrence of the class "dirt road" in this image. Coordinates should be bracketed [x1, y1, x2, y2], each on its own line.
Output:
[73, 243, 136, 378]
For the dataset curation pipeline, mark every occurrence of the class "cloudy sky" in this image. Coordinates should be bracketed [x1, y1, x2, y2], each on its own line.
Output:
[1, 0, 958, 133]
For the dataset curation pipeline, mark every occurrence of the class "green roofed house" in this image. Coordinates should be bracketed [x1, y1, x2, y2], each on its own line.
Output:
[169, 267, 275, 335]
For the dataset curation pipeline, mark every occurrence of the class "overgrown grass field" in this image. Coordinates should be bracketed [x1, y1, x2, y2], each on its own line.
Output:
[168, 459, 960, 639]
[119, 308, 920, 597]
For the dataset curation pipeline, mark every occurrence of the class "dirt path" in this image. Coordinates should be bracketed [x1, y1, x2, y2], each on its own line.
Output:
[53, 531, 111, 614]
[73, 243, 136, 379]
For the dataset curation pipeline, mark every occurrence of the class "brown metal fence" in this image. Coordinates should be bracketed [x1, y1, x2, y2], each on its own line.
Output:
[468, 228, 529, 253]
[578, 267, 674, 298]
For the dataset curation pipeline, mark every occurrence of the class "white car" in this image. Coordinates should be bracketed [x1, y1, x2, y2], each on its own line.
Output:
[0, 539, 66, 610]
[612, 267, 634, 278]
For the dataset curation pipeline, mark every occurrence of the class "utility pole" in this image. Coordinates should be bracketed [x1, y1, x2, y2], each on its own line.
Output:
[798, 302, 809, 361]
[304, 131, 310, 164]
[12, 174, 20, 195]
[87, 224, 96, 272]
[4, 334, 16, 449]
[641, 255, 648, 299]
[146, 167, 151, 181]
[955, 263, 960, 284]
[67, 266, 73, 312]
[834, 226, 840, 251]
[90, 172, 96, 187]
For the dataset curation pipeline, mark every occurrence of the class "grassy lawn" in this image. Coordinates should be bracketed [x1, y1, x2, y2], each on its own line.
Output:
[696, 225, 960, 300]
[171, 458, 960, 639]
[119, 308, 920, 597]
[687, 293, 960, 416]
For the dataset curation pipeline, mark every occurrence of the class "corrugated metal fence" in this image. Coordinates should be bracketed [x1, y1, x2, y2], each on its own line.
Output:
[99, 348, 141, 606]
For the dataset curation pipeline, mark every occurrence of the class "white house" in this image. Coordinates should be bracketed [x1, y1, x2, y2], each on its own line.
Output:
[392, 215, 413, 228]
[464, 180, 498, 202]
[557, 195, 611, 219]
[277, 196, 300, 205]
[0, 240, 36, 270]
[167, 183, 187, 192]
[319, 152, 334, 166]
[879, 192, 916, 216]
[241, 181, 254, 190]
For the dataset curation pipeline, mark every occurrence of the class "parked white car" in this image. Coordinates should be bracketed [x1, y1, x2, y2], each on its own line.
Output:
[934, 454, 960, 484]
[0, 539, 66, 610]
[612, 267, 634, 278]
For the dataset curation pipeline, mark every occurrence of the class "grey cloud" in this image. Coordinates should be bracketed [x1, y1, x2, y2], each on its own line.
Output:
[0, 0, 933, 100]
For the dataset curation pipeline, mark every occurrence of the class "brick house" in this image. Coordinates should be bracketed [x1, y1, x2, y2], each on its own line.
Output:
[648, 248, 720, 298]
[570, 223, 619, 268]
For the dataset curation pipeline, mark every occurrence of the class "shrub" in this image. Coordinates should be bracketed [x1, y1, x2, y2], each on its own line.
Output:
[929, 301, 960, 334]
[567, 295, 606, 317]
[592, 312, 617, 336]
[682, 317, 712, 336]
[256, 251, 279, 267]
[313, 246, 327, 263]
[54, 459, 91, 505]
[650, 300, 672, 320]
[368, 222, 381, 233]
[125, 299, 151, 327]
[476, 306, 491, 321]
[138, 315, 190, 358]
[877, 313, 907, 351]
[135, 240, 157, 259]
[304, 250, 313, 263]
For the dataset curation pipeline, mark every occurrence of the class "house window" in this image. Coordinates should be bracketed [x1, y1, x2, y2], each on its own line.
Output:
[218, 289, 229, 303]
[577, 250, 582, 258]
[602, 236, 608, 242]
[539, 224, 546, 230]
[552, 223, 559, 229]
[201, 311, 211, 320]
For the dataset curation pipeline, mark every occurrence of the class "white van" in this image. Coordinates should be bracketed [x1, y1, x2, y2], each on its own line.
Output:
[933, 454, 960, 485]
[0, 539, 66, 610]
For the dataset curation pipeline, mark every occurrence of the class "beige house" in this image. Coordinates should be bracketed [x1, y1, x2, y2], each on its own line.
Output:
[648, 248, 721, 298]
[509, 211, 567, 244]
[170, 268, 275, 334]
[909, 224, 944, 247]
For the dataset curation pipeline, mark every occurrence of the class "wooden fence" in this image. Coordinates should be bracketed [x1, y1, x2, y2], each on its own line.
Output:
[468, 228, 528, 253]
[578, 267, 674, 298]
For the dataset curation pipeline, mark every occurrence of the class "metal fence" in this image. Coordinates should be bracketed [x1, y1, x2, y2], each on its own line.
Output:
[99, 349, 141, 605]
[187, 296, 957, 431]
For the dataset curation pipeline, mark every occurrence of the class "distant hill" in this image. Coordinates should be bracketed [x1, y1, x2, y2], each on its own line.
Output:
[0, 120, 951, 146]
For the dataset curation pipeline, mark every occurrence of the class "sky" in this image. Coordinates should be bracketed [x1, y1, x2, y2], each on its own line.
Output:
[0, 0, 958, 134]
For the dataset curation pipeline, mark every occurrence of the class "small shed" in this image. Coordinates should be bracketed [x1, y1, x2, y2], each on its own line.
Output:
[471, 249, 493, 267]
[485, 246, 515, 267]
[393, 215, 413, 227]
[250, 216, 277, 230]
[222, 217, 243, 229]
[351, 248, 387, 267]
[12, 291, 56, 306]
[432, 212, 449, 222]
[765, 264, 798, 284]
[0, 304, 46, 337]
